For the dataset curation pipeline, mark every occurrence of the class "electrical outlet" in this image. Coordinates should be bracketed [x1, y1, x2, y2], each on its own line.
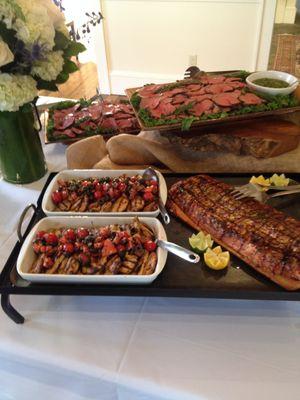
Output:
[189, 55, 197, 66]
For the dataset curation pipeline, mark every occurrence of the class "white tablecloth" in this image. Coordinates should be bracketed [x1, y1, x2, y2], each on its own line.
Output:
[0, 134, 300, 400]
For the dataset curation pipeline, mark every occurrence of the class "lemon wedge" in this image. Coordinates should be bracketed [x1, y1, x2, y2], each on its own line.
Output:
[189, 231, 214, 253]
[204, 246, 230, 270]
[270, 173, 289, 187]
[250, 175, 271, 187]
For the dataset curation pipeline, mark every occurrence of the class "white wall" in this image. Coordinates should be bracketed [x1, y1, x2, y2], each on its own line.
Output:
[100, 0, 276, 94]
[275, 0, 297, 24]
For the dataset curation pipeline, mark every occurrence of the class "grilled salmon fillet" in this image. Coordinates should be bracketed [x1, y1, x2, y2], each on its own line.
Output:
[167, 175, 300, 291]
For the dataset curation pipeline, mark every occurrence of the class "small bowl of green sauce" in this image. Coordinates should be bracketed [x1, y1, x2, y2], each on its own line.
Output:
[246, 71, 298, 96]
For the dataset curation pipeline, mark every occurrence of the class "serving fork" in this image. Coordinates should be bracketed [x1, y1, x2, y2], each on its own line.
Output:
[231, 183, 300, 203]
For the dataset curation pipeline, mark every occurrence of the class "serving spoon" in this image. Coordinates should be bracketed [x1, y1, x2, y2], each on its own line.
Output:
[142, 167, 171, 224]
[157, 240, 200, 263]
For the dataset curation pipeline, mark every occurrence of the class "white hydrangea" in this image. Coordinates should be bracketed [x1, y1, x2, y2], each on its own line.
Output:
[0, 73, 37, 112]
[31, 50, 64, 81]
[14, 0, 56, 50]
[39, 0, 69, 37]
[0, 0, 23, 29]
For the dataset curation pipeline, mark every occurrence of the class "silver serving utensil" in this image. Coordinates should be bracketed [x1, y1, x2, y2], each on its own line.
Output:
[157, 240, 200, 263]
[142, 167, 170, 224]
[231, 183, 300, 203]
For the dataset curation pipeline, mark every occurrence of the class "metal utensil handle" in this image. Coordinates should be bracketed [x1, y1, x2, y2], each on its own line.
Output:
[159, 198, 170, 224]
[267, 184, 300, 191]
[17, 203, 37, 242]
[270, 189, 300, 199]
[157, 240, 200, 263]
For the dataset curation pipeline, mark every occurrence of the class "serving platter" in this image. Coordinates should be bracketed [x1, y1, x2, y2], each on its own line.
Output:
[42, 169, 167, 217]
[17, 216, 167, 284]
[125, 79, 300, 133]
[1, 172, 300, 324]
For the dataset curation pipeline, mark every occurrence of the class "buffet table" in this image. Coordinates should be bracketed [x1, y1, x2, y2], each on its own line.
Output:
[1, 136, 300, 400]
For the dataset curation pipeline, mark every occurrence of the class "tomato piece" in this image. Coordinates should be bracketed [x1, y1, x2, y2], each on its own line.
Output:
[77, 227, 89, 239]
[43, 257, 54, 268]
[61, 190, 68, 200]
[63, 243, 74, 254]
[65, 228, 76, 242]
[51, 190, 63, 204]
[33, 243, 41, 253]
[108, 187, 115, 198]
[143, 192, 154, 202]
[102, 183, 110, 192]
[44, 232, 58, 245]
[40, 245, 47, 253]
[94, 190, 103, 200]
[144, 240, 157, 252]
[102, 239, 117, 257]
[81, 180, 90, 187]
[116, 244, 126, 253]
[78, 253, 90, 265]
[118, 182, 126, 192]
[82, 244, 90, 254]
[36, 231, 46, 240]
[150, 180, 158, 186]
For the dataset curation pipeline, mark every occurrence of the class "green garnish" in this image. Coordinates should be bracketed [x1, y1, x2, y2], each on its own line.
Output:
[131, 92, 141, 110]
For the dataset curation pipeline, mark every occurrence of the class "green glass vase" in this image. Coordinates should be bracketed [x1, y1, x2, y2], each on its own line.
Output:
[0, 103, 47, 184]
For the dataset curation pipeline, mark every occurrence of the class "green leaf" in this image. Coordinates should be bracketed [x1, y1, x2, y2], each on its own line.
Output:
[130, 92, 141, 110]
[49, 101, 77, 111]
[64, 41, 86, 57]
[63, 59, 79, 73]
[181, 117, 197, 131]
[36, 79, 58, 91]
[54, 31, 70, 51]
[55, 71, 69, 84]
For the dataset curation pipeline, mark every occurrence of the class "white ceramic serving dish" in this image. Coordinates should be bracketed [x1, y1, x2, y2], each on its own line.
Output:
[42, 169, 167, 217]
[17, 216, 168, 284]
[246, 70, 298, 96]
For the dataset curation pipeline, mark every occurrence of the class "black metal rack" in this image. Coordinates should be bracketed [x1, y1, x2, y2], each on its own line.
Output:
[1, 173, 300, 324]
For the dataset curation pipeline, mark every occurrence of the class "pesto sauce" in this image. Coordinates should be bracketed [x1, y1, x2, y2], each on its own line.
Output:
[253, 78, 289, 88]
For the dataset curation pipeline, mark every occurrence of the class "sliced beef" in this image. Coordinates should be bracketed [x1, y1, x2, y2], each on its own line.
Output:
[150, 99, 176, 118]
[200, 75, 226, 85]
[168, 87, 187, 96]
[239, 93, 264, 105]
[213, 92, 241, 107]
[186, 84, 202, 92]
[71, 127, 84, 135]
[205, 84, 233, 94]
[102, 117, 118, 130]
[114, 112, 134, 120]
[172, 94, 187, 105]
[116, 118, 135, 129]
[62, 129, 76, 138]
[137, 84, 163, 98]
[140, 96, 161, 110]
[225, 77, 242, 83]
[89, 104, 102, 120]
[228, 81, 246, 89]
[191, 99, 214, 117]
[190, 94, 213, 102]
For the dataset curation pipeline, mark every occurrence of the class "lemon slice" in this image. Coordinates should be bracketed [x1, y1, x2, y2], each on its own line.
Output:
[204, 246, 230, 270]
[250, 175, 271, 187]
[189, 231, 214, 253]
[270, 173, 289, 187]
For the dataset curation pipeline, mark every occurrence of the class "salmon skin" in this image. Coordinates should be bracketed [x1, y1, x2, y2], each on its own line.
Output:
[167, 175, 300, 291]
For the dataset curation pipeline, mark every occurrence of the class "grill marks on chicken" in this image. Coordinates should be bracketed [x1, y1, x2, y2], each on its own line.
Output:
[168, 175, 300, 290]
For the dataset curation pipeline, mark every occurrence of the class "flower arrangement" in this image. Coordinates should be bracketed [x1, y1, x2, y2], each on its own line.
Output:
[0, 0, 86, 112]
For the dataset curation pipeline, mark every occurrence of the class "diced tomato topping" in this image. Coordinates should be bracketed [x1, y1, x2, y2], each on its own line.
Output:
[81, 180, 90, 187]
[94, 182, 102, 191]
[108, 187, 115, 198]
[116, 244, 126, 253]
[82, 244, 90, 254]
[102, 183, 110, 192]
[43, 257, 54, 268]
[94, 190, 103, 200]
[143, 192, 154, 202]
[61, 190, 68, 200]
[44, 232, 58, 245]
[51, 190, 63, 204]
[150, 180, 158, 186]
[144, 240, 157, 252]
[94, 241, 104, 249]
[78, 253, 90, 265]
[77, 227, 89, 239]
[63, 243, 74, 254]
[33, 243, 41, 253]
[40, 245, 47, 253]
[118, 182, 126, 192]
[36, 231, 46, 240]
[65, 228, 76, 242]
[102, 239, 117, 257]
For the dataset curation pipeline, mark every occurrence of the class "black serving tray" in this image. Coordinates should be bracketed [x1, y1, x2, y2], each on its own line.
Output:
[1, 173, 300, 324]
